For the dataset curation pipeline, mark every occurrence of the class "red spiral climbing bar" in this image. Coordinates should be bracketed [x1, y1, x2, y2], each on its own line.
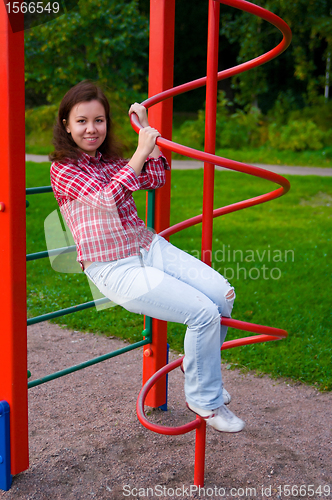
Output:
[137, 318, 287, 485]
[133, 0, 291, 487]
[137, 318, 287, 433]
[131, 0, 292, 241]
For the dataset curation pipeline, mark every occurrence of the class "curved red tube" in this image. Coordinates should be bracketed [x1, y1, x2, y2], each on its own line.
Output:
[135, 0, 291, 442]
[136, 317, 287, 434]
[130, 0, 292, 238]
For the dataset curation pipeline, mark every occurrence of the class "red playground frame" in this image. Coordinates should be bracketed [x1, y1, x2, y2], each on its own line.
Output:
[0, 0, 291, 487]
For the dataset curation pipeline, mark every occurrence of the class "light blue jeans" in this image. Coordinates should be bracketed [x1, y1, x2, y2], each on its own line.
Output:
[84, 235, 235, 410]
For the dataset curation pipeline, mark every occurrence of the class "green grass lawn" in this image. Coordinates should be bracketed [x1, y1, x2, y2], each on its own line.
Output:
[26, 161, 332, 390]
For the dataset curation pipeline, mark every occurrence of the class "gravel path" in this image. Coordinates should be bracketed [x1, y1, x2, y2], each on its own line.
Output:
[2, 322, 331, 500]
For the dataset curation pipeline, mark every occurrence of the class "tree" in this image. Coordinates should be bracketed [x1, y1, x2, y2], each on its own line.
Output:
[220, 0, 332, 110]
[24, 0, 149, 105]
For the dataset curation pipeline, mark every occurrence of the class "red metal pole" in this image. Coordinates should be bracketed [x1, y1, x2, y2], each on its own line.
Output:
[142, 0, 175, 407]
[194, 418, 206, 486]
[201, 0, 220, 266]
[195, 3, 218, 480]
[0, 3, 29, 474]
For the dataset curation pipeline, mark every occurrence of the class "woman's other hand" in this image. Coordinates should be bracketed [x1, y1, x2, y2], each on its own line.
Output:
[129, 103, 149, 128]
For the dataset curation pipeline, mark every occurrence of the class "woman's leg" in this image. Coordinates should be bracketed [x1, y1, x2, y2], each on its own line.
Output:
[142, 235, 235, 349]
[142, 236, 236, 406]
[85, 253, 224, 410]
[143, 235, 235, 311]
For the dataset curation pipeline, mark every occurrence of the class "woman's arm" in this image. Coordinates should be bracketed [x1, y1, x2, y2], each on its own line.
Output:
[127, 103, 170, 190]
[51, 105, 165, 210]
[51, 161, 140, 212]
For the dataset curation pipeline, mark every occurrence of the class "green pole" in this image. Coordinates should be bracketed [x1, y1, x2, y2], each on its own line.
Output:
[27, 298, 110, 326]
[28, 338, 150, 388]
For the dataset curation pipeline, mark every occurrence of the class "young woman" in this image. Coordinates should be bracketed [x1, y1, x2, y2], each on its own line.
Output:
[50, 80, 245, 433]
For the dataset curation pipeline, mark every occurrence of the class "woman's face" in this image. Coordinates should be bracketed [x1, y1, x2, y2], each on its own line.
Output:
[64, 100, 107, 157]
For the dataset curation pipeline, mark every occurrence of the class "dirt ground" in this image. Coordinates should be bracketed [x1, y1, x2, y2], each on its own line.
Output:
[1, 322, 331, 500]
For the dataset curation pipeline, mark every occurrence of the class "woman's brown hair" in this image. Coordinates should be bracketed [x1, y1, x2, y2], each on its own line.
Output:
[49, 80, 123, 162]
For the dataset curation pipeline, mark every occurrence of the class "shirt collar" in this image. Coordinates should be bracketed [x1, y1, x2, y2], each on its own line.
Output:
[79, 150, 103, 166]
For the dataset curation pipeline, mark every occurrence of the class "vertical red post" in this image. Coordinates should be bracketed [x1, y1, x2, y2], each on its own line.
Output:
[201, 0, 220, 267]
[196, 4, 219, 482]
[0, 3, 29, 474]
[142, 0, 175, 407]
[194, 418, 206, 486]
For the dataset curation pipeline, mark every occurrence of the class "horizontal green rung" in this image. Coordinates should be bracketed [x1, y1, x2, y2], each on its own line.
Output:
[27, 245, 76, 262]
[26, 186, 53, 195]
[27, 297, 110, 326]
[28, 338, 150, 388]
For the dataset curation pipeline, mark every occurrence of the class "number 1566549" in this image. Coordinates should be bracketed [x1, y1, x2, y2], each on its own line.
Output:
[6, 2, 60, 14]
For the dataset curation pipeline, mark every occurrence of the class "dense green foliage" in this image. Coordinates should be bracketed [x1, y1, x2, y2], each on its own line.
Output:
[24, 0, 331, 167]
[26, 161, 332, 390]
[25, 0, 331, 114]
[173, 91, 332, 156]
[219, 0, 332, 108]
[24, 0, 148, 106]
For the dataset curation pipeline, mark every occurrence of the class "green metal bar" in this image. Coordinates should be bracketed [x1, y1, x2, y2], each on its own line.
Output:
[143, 318, 152, 343]
[26, 245, 76, 262]
[147, 189, 155, 229]
[28, 338, 150, 388]
[144, 190, 155, 342]
[26, 186, 53, 195]
[25, 185, 154, 388]
[27, 297, 110, 326]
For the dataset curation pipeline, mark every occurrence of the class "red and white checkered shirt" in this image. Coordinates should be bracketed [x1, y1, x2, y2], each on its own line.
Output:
[50, 151, 169, 266]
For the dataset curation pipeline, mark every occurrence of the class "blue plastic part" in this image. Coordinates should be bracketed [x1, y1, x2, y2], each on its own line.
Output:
[0, 401, 12, 491]
[159, 343, 169, 412]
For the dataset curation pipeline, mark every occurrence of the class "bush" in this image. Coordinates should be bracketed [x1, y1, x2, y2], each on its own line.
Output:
[267, 90, 303, 126]
[289, 97, 332, 132]
[177, 92, 267, 151]
[218, 106, 266, 149]
[25, 104, 58, 136]
[25, 104, 58, 154]
[176, 109, 206, 150]
[268, 120, 331, 152]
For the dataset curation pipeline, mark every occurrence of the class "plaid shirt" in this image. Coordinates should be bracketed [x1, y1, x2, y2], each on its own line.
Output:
[50, 151, 169, 266]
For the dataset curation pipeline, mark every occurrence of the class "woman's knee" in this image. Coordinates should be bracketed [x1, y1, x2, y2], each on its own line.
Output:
[188, 298, 221, 330]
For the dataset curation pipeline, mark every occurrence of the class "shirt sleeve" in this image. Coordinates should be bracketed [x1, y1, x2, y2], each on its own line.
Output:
[51, 161, 141, 212]
[137, 154, 170, 190]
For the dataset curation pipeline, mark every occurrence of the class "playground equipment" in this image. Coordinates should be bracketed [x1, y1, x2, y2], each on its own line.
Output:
[133, 0, 291, 487]
[0, 0, 291, 491]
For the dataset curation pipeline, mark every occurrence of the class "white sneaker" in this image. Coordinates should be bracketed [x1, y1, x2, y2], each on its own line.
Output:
[180, 360, 232, 405]
[222, 387, 231, 405]
[187, 403, 245, 433]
